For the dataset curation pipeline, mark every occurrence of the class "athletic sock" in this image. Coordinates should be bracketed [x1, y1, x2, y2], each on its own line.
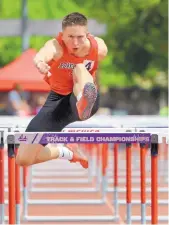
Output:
[58, 146, 73, 160]
[76, 91, 82, 101]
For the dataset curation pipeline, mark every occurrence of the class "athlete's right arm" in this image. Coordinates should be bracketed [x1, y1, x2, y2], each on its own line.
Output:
[34, 38, 62, 75]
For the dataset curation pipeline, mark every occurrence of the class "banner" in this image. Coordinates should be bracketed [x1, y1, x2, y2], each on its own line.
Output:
[13, 132, 151, 144]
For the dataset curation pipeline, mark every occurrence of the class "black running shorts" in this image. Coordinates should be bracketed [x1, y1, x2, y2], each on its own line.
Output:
[26, 90, 99, 133]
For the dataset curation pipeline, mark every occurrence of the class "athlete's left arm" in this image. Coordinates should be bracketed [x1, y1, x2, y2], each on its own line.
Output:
[95, 37, 108, 61]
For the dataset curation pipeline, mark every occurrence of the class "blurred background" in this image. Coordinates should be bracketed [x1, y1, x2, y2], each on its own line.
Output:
[0, 0, 168, 117]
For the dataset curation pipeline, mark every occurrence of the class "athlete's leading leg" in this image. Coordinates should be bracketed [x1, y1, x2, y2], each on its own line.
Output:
[16, 142, 88, 168]
[73, 64, 98, 120]
[15, 143, 73, 166]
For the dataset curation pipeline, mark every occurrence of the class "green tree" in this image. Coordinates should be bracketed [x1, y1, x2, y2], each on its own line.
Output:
[0, 0, 167, 88]
[74, 0, 168, 88]
[0, 0, 82, 67]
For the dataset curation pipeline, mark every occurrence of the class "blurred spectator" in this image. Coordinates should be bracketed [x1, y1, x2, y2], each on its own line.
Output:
[7, 83, 31, 116]
[32, 94, 47, 115]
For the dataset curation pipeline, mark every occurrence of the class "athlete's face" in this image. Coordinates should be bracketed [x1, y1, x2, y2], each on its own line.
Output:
[62, 25, 88, 53]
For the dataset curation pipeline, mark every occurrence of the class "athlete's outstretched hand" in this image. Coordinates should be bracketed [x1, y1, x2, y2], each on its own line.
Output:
[36, 61, 51, 77]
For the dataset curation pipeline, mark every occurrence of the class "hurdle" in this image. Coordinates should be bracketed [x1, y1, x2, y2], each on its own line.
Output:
[5, 127, 103, 203]
[9, 127, 95, 187]
[8, 128, 130, 195]
[6, 116, 169, 185]
[23, 128, 139, 196]
[0, 128, 23, 224]
[4, 130, 167, 224]
[107, 127, 168, 196]
[1, 120, 168, 224]
[0, 127, 16, 224]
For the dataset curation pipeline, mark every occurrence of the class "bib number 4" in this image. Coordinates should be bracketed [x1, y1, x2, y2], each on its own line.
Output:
[83, 60, 94, 71]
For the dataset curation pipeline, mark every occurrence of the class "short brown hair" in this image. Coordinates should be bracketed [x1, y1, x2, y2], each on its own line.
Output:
[62, 12, 87, 29]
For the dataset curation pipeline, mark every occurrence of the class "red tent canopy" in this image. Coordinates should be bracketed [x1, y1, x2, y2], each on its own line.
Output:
[0, 49, 50, 92]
